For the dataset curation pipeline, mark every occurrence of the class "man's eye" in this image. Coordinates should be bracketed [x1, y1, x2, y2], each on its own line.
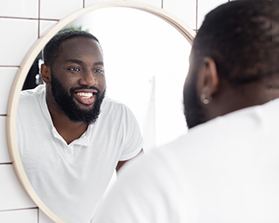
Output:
[94, 68, 105, 75]
[67, 66, 81, 72]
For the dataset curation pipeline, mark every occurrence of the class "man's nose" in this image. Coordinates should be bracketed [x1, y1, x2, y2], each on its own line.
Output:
[79, 70, 96, 86]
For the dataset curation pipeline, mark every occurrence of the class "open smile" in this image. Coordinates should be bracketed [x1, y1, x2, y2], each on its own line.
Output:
[73, 89, 99, 106]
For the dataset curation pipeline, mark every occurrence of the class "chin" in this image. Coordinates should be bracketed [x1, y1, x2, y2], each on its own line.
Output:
[78, 104, 95, 111]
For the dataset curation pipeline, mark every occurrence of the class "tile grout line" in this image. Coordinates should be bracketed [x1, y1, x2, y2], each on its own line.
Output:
[0, 16, 38, 20]
[38, 0, 41, 38]
[37, 208, 39, 223]
[196, 0, 198, 31]
[0, 207, 38, 213]
[38, 18, 59, 21]
[0, 16, 58, 22]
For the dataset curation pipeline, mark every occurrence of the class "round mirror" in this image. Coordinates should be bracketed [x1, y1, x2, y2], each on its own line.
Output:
[7, 2, 194, 222]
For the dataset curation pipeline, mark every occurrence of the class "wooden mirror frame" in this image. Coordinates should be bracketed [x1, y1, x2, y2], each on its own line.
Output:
[6, 1, 194, 222]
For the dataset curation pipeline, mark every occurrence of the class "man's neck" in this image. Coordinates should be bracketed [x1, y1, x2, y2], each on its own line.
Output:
[206, 80, 279, 122]
[46, 97, 88, 145]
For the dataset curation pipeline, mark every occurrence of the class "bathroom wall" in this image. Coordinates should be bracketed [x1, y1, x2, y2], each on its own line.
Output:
[0, 0, 228, 222]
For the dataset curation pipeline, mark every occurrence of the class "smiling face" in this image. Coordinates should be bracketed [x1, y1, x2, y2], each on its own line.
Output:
[43, 36, 106, 124]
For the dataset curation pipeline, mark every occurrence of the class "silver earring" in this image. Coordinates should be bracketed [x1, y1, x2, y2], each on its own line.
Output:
[200, 94, 211, 105]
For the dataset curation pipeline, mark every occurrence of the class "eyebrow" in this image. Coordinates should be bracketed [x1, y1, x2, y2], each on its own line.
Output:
[65, 59, 104, 66]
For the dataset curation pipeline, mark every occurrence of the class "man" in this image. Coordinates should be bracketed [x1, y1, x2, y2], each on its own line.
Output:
[94, 0, 279, 222]
[17, 29, 143, 223]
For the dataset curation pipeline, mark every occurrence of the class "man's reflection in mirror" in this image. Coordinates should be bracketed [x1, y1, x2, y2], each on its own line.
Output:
[17, 28, 143, 223]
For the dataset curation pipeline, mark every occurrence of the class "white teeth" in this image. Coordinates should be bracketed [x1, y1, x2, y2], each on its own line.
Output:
[76, 92, 93, 98]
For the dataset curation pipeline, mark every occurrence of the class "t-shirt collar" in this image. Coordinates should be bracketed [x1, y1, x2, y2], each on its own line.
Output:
[38, 85, 92, 148]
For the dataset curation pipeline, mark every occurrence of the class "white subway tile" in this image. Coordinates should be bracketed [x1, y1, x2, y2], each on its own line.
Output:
[0, 209, 37, 223]
[0, 165, 36, 210]
[0, 67, 17, 114]
[39, 20, 58, 38]
[0, 117, 11, 163]
[164, 0, 196, 30]
[84, 0, 108, 7]
[137, 0, 161, 8]
[85, 0, 161, 8]
[0, 0, 38, 18]
[0, 18, 38, 66]
[40, 0, 83, 19]
[198, 0, 228, 28]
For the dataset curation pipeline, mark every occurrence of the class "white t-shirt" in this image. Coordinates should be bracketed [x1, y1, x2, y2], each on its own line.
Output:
[17, 85, 143, 223]
[94, 99, 279, 223]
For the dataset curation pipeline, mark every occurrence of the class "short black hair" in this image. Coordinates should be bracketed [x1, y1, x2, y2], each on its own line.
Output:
[42, 28, 99, 66]
[191, 0, 279, 85]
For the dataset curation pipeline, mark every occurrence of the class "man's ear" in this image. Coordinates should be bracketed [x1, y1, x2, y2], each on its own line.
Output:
[41, 64, 51, 84]
[196, 57, 219, 104]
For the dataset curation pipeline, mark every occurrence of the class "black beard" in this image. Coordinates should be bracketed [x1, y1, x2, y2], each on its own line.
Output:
[50, 75, 105, 125]
[183, 76, 208, 129]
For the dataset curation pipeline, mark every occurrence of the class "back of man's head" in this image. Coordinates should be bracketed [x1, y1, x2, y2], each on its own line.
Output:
[192, 0, 278, 84]
[184, 0, 279, 128]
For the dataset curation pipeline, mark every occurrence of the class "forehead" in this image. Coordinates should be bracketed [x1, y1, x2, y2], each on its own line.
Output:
[57, 37, 103, 61]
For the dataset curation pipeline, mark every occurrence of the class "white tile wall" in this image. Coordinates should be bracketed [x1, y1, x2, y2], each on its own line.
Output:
[164, 0, 196, 30]
[0, 18, 38, 66]
[0, 117, 10, 163]
[0, 209, 37, 223]
[39, 20, 58, 37]
[129, 0, 162, 7]
[40, 0, 83, 19]
[0, 165, 35, 210]
[84, 0, 161, 8]
[0, 68, 17, 114]
[84, 0, 100, 6]
[0, 0, 38, 18]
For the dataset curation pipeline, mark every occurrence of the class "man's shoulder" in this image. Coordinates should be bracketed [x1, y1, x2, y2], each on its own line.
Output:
[158, 99, 279, 165]
[188, 98, 279, 139]
[20, 85, 45, 104]
[101, 97, 133, 115]
[128, 99, 279, 176]
[94, 100, 279, 223]
[18, 85, 46, 119]
[102, 97, 125, 107]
